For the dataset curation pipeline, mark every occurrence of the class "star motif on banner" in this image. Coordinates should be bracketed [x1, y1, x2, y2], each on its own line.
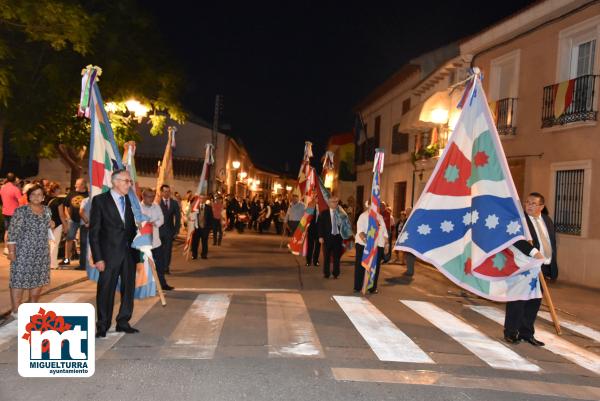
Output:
[368, 226, 377, 238]
[492, 253, 506, 271]
[529, 277, 538, 291]
[506, 220, 521, 235]
[444, 165, 460, 183]
[474, 150, 489, 167]
[417, 224, 431, 235]
[471, 210, 479, 224]
[485, 214, 499, 229]
[440, 220, 454, 233]
[462, 212, 472, 226]
[398, 231, 409, 244]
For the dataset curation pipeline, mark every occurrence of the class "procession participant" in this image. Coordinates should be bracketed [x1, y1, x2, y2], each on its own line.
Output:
[89, 169, 139, 337]
[212, 195, 224, 245]
[305, 207, 320, 267]
[249, 196, 260, 231]
[7, 185, 54, 317]
[45, 182, 68, 270]
[60, 178, 89, 266]
[353, 203, 388, 293]
[159, 184, 181, 274]
[284, 194, 304, 236]
[141, 188, 173, 290]
[226, 194, 237, 231]
[504, 192, 557, 346]
[191, 194, 214, 259]
[258, 199, 272, 234]
[1, 173, 22, 255]
[318, 196, 344, 279]
[272, 196, 284, 235]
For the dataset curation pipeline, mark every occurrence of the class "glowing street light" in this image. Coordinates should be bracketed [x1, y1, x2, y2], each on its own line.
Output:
[124, 99, 149, 118]
[430, 108, 449, 124]
[232, 160, 241, 169]
[239, 171, 248, 180]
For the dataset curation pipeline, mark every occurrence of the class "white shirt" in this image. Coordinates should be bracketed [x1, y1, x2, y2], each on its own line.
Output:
[329, 208, 340, 235]
[141, 202, 164, 249]
[110, 190, 127, 221]
[356, 210, 388, 247]
[528, 214, 552, 264]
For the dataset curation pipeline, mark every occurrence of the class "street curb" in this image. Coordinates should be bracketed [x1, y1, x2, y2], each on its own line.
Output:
[0, 276, 88, 318]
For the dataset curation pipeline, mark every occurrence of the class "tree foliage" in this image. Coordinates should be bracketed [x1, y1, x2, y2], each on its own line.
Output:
[0, 0, 185, 176]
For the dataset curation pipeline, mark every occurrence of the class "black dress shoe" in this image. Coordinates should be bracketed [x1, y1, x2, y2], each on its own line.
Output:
[201, 255, 208, 259]
[191, 256, 197, 260]
[314, 262, 320, 267]
[323, 275, 330, 279]
[305, 262, 310, 267]
[519, 336, 545, 346]
[116, 325, 139, 334]
[333, 275, 339, 279]
[162, 285, 174, 291]
[504, 334, 520, 344]
[368, 289, 379, 294]
[96, 330, 106, 338]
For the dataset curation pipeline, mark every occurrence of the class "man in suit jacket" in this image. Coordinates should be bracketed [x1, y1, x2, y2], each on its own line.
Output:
[159, 184, 181, 274]
[504, 192, 556, 347]
[191, 195, 214, 259]
[318, 196, 343, 279]
[89, 169, 139, 337]
[305, 206, 320, 267]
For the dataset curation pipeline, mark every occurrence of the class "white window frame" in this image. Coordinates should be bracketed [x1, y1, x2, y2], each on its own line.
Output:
[557, 15, 600, 82]
[489, 49, 521, 101]
[548, 160, 592, 238]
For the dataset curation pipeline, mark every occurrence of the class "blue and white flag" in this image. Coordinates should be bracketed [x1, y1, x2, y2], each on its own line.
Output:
[395, 69, 542, 302]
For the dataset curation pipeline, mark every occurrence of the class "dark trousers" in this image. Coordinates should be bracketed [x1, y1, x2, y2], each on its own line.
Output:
[96, 255, 136, 331]
[160, 235, 174, 272]
[259, 218, 271, 234]
[323, 235, 343, 277]
[151, 246, 168, 288]
[504, 298, 542, 338]
[405, 252, 416, 276]
[354, 245, 383, 291]
[306, 232, 321, 265]
[79, 226, 88, 268]
[274, 220, 283, 235]
[287, 221, 299, 236]
[192, 227, 210, 258]
[212, 221, 222, 245]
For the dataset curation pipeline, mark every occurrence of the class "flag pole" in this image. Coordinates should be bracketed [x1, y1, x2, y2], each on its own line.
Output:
[147, 257, 166, 306]
[539, 273, 561, 335]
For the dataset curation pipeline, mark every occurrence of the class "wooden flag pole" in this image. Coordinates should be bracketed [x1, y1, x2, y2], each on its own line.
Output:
[361, 268, 370, 296]
[147, 257, 166, 307]
[539, 273, 561, 335]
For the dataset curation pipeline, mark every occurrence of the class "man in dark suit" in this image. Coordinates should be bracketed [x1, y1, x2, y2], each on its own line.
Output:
[159, 184, 181, 274]
[504, 192, 557, 347]
[89, 169, 139, 337]
[191, 195, 214, 259]
[318, 196, 343, 279]
[305, 206, 320, 267]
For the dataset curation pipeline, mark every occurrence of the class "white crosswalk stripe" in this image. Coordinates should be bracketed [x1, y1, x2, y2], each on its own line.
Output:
[538, 311, 600, 343]
[159, 294, 231, 359]
[334, 296, 434, 363]
[266, 293, 323, 358]
[469, 305, 600, 375]
[402, 300, 540, 371]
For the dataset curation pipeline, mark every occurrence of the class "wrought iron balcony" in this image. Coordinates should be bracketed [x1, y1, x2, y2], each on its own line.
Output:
[491, 98, 517, 135]
[542, 74, 598, 128]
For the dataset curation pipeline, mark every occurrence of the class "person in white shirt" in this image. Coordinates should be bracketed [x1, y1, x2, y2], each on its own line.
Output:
[354, 203, 388, 294]
[141, 188, 173, 290]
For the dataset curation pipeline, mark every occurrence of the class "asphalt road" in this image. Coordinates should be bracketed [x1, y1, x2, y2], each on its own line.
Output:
[1, 231, 599, 401]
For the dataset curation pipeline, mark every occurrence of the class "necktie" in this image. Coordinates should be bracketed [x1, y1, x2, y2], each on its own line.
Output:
[532, 217, 552, 260]
[119, 196, 126, 218]
[332, 210, 339, 235]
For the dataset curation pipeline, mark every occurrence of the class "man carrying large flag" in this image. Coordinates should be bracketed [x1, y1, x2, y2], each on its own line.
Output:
[395, 68, 551, 340]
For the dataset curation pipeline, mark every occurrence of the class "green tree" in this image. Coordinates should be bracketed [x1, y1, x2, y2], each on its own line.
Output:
[1, 0, 185, 184]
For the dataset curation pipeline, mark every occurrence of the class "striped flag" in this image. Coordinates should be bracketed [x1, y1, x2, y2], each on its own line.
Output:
[395, 69, 542, 302]
[154, 126, 176, 202]
[552, 78, 575, 119]
[80, 65, 156, 298]
[361, 148, 384, 289]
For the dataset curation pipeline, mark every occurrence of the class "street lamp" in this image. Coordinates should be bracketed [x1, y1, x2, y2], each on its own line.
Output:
[239, 171, 247, 180]
[232, 160, 241, 169]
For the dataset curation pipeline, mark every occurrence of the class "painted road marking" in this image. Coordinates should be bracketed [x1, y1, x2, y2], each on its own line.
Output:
[266, 293, 323, 358]
[470, 305, 600, 375]
[402, 300, 540, 371]
[538, 311, 600, 343]
[333, 296, 434, 363]
[159, 294, 231, 359]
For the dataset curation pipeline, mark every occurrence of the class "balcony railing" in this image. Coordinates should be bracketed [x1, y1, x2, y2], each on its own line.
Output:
[491, 98, 517, 135]
[542, 74, 598, 128]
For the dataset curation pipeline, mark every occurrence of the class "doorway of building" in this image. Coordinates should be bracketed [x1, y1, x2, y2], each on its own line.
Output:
[393, 181, 407, 218]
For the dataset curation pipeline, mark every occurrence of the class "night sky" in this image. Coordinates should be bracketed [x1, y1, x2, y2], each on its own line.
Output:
[146, 1, 534, 173]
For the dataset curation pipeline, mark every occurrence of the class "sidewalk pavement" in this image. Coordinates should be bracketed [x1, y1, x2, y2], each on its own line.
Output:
[0, 256, 88, 316]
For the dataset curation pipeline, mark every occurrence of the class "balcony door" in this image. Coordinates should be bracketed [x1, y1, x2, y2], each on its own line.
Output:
[571, 39, 596, 78]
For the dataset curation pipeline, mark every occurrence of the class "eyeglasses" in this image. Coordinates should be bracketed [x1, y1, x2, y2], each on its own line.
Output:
[116, 178, 134, 184]
[524, 201, 542, 206]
